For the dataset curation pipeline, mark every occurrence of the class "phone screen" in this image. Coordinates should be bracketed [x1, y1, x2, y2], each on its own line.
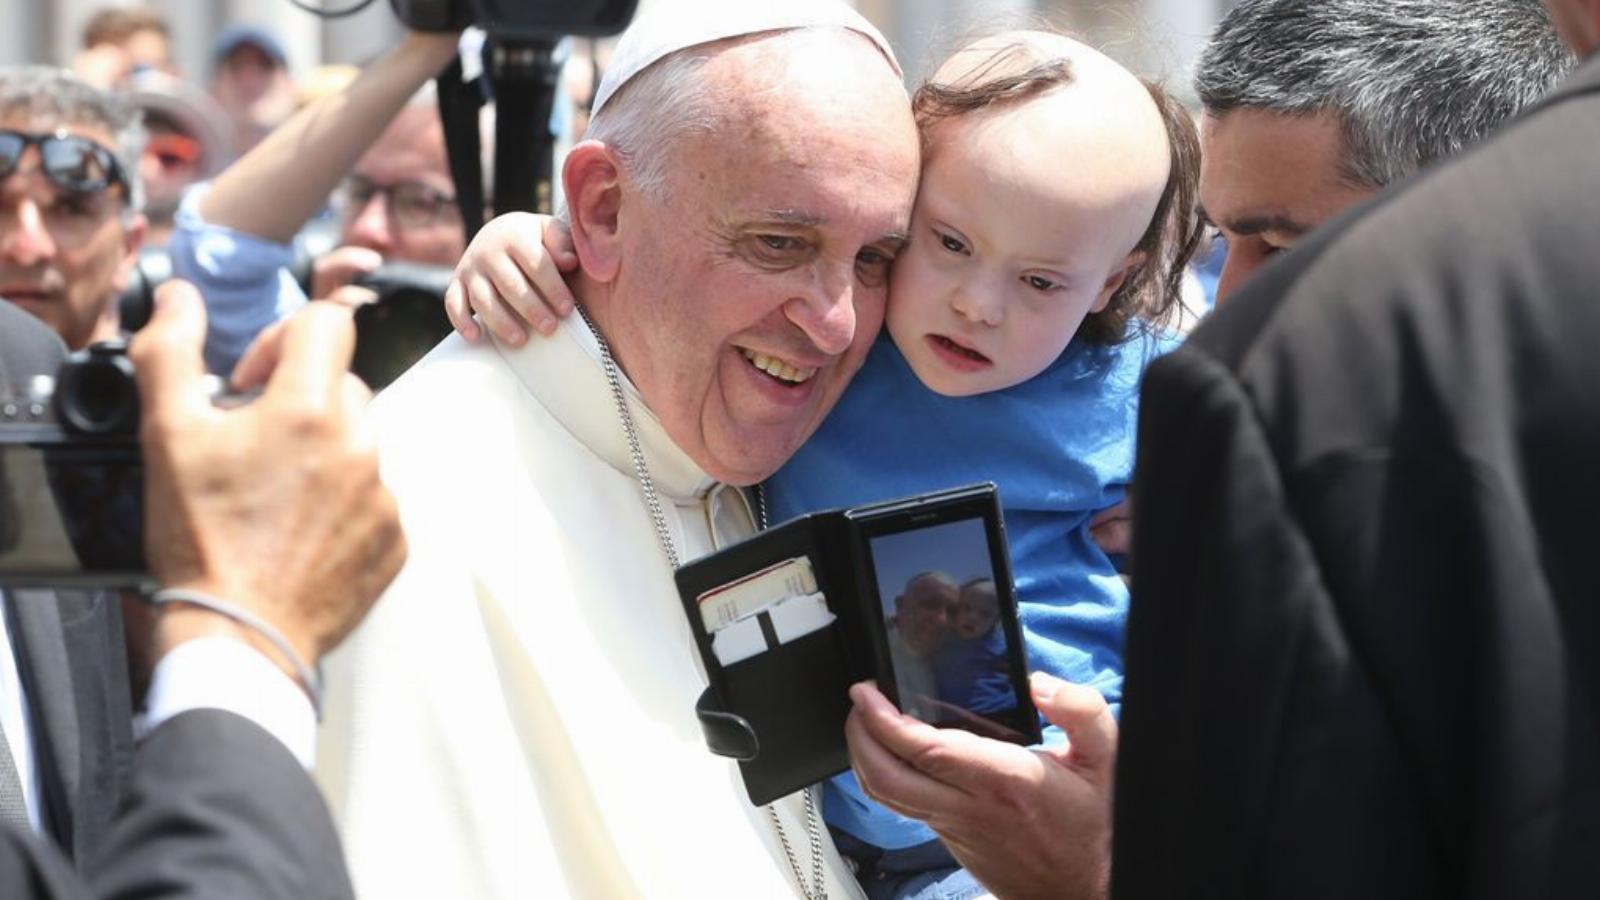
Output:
[864, 514, 1035, 743]
[0, 438, 147, 586]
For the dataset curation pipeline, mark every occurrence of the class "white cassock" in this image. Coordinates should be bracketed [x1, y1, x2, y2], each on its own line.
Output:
[315, 315, 865, 899]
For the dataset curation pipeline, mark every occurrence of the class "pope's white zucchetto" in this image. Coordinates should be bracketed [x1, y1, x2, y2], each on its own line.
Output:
[591, 0, 902, 119]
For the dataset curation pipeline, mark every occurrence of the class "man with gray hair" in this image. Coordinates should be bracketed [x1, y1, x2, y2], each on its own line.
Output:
[1196, 0, 1573, 301]
[0, 67, 147, 349]
[315, 2, 919, 898]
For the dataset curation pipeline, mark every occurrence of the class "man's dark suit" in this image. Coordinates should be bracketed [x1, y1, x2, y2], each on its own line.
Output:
[0, 710, 353, 899]
[0, 300, 134, 862]
[1114, 54, 1600, 899]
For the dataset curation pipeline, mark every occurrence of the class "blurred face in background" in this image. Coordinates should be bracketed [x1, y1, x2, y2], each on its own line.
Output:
[138, 112, 204, 237]
[339, 102, 463, 266]
[215, 43, 281, 106]
[0, 115, 143, 349]
[210, 41, 296, 156]
[122, 27, 172, 75]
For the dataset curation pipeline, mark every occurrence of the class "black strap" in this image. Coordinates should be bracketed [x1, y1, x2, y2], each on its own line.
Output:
[695, 688, 760, 761]
[436, 54, 488, 241]
[489, 39, 563, 218]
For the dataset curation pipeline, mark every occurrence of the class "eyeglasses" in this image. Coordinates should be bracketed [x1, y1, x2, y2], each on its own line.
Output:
[0, 130, 127, 195]
[340, 176, 459, 229]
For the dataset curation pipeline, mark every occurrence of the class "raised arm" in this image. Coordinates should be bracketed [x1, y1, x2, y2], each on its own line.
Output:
[199, 32, 460, 244]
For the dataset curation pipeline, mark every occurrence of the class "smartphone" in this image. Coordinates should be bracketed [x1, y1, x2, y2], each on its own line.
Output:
[849, 486, 1041, 745]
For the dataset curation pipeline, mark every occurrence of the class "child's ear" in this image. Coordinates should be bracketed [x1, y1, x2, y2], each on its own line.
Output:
[1091, 250, 1148, 314]
[562, 140, 625, 283]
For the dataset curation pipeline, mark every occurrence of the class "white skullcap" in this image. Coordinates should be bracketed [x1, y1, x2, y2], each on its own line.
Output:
[591, 0, 901, 119]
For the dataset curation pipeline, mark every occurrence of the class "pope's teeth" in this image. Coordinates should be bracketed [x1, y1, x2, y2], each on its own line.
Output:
[742, 350, 816, 384]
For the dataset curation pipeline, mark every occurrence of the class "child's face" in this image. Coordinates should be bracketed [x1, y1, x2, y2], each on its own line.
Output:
[955, 580, 999, 639]
[886, 76, 1167, 396]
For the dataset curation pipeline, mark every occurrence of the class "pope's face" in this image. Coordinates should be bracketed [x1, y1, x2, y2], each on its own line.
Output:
[603, 34, 919, 486]
[898, 575, 957, 657]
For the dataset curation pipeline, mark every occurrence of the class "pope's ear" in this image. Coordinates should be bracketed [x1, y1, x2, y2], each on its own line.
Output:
[562, 140, 625, 283]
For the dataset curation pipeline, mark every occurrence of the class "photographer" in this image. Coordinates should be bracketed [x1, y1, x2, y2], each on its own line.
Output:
[0, 282, 405, 898]
[168, 30, 464, 374]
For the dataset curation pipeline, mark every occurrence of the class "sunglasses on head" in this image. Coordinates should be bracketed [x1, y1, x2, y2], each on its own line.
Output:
[0, 129, 127, 195]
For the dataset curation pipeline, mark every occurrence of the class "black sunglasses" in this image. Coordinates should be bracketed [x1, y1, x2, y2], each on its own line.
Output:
[0, 129, 127, 195]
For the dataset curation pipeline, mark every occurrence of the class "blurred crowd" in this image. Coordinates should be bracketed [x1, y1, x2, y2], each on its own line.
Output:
[0, 0, 1598, 899]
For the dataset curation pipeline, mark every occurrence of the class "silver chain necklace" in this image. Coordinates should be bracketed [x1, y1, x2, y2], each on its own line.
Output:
[576, 306, 827, 900]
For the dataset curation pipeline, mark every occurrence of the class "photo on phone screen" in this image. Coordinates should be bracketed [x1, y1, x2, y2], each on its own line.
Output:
[867, 516, 1028, 741]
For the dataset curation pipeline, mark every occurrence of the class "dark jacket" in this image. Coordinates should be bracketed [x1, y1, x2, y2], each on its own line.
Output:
[0, 300, 135, 863]
[0, 710, 353, 899]
[1114, 55, 1600, 899]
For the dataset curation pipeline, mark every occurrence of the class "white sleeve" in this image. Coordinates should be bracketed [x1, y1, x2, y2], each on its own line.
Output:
[141, 636, 317, 769]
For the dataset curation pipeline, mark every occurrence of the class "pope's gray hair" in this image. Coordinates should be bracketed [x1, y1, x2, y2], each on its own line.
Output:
[1195, 0, 1574, 189]
[0, 65, 146, 215]
[582, 48, 719, 200]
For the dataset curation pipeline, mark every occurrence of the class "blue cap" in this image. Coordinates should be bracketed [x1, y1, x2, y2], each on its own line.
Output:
[211, 23, 288, 70]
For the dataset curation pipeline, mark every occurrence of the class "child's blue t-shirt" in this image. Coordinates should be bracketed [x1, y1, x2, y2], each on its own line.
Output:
[934, 627, 1010, 714]
[763, 325, 1174, 850]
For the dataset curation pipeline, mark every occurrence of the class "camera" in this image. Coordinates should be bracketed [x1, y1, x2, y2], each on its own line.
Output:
[390, 0, 638, 226]
[0, 342, 152, 586]
[350, 262, 455, 390]
[118, 248, 454, 391]
[390, 0, 638, 40]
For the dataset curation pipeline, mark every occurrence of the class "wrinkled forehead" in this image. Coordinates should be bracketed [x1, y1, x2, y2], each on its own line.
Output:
[906, 575, 958, 603]
[671, 34, 918, 228]
[354, 104, 451, 185]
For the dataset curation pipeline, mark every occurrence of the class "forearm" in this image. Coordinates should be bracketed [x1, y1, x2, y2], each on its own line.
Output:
[200, 32, 459, 242]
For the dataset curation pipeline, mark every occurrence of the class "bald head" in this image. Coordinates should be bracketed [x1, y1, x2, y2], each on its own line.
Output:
[589, 25, 910, 201]
[922, 31, 1171, 259]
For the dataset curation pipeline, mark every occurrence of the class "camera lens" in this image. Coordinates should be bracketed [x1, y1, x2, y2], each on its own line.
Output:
[55, 341, 140, 436]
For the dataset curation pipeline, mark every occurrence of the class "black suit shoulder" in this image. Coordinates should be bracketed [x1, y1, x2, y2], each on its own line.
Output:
[1116, 57, 1600, 900]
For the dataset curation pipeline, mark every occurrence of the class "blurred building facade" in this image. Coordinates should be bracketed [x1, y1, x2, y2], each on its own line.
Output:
[2, 0, 1230, 98]
[0, 0, 404, 79]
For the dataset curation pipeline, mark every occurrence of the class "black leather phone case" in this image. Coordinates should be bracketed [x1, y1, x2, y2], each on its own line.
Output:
[677, 511, 874, 806]
[675, 483, 1038, 807]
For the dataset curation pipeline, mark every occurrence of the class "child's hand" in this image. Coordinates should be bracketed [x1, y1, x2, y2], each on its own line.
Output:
[445, 212, 579, 345]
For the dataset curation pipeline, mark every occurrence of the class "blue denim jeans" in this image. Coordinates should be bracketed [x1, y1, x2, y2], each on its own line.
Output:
[831, 829, 989, 900]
